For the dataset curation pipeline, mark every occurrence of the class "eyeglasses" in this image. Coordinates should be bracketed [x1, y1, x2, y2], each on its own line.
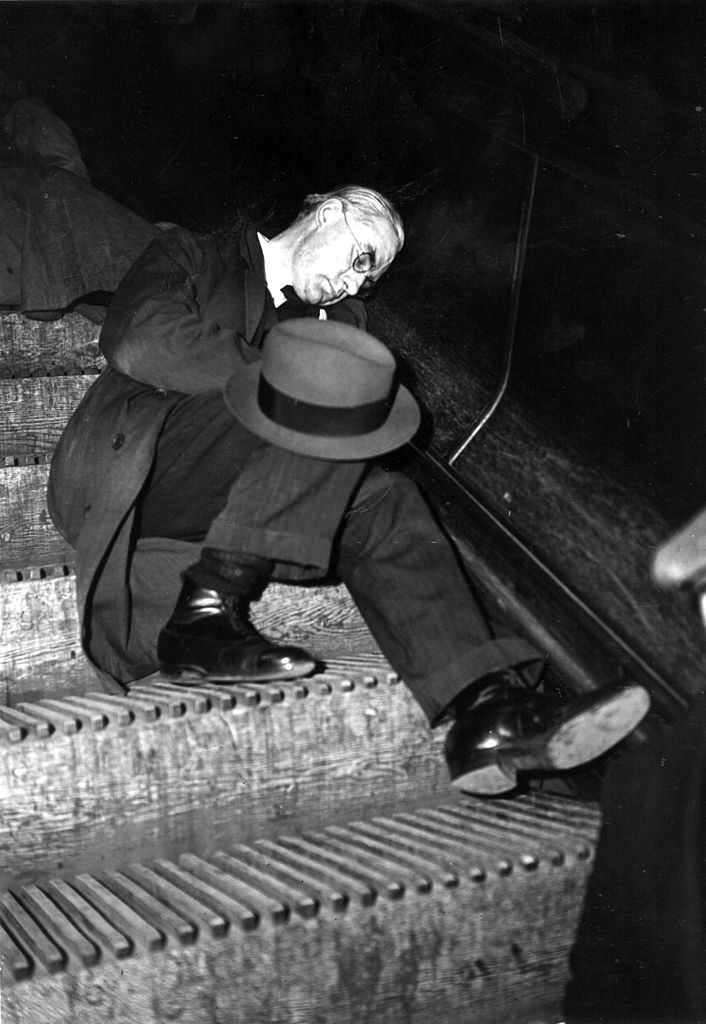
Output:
[342, 208, 376, 276]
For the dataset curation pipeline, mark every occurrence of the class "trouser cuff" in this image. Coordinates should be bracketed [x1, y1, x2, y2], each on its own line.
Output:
[203, 524, 332, 578]
[186, 547, 274, 599]
[421, 637, 545, 727]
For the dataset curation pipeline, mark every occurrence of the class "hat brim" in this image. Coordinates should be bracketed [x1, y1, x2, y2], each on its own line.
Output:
[223, 361, 421, 461]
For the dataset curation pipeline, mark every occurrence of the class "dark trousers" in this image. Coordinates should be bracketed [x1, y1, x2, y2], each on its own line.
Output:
[564, 694, 706, 1023]
[137, 390, 541, 724]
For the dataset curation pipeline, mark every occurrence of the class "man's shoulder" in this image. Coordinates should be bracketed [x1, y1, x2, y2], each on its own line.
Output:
[133, 225, 253, 288]
[153, 225, 242, 263]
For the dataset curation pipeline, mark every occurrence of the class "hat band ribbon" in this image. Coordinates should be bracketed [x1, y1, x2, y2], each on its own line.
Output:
[258, 377, 391, 437]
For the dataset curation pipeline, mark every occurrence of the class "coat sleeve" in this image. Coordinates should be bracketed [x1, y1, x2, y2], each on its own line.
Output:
[325, 296, 368, 330]
[99, 228, 256, 393]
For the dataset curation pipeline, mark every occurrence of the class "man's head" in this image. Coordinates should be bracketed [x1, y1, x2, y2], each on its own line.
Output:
[275, 185, 404, 307]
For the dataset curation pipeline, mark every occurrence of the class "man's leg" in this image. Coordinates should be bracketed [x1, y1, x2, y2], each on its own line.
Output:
[334, 466, 651, 794]
[201, 440, 366, 574]
[137, 390, 369, 681]
[335, 466, 541, 724]
[137, 390, 366, 569]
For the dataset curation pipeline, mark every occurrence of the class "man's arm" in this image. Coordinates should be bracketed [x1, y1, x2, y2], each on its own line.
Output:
[325, 296, 368, 331]
[99, 228, 256, 394]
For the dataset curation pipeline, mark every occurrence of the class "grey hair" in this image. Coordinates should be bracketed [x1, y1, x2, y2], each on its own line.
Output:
[298, 184, 404, 250]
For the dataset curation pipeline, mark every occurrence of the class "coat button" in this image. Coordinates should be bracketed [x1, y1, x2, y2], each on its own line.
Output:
[111, 433, 125, 450]
[153, 388, 167, 399]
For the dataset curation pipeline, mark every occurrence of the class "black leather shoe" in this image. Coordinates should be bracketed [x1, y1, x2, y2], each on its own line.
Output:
[445, 681, 650, 796]
[157, 579, 317, 683]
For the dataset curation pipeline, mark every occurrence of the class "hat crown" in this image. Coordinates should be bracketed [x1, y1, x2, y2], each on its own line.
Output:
[224, 317, 421, 460]
[262, 318, 395, 408]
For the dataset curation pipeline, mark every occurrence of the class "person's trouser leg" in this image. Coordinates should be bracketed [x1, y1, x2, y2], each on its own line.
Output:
[137, 390, 367, 576]
[334, 466, 542, 725]
[203, 443, 366, 575]
[140, 392, 369, 681]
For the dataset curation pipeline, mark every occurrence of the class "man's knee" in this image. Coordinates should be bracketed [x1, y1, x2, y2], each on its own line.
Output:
[350, 466, 421, 514]
[340, 466, 434, 559]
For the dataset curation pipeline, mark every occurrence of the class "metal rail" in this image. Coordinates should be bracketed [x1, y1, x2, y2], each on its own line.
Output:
[412, 444, 690, 718]
[447, 152, 539, 463]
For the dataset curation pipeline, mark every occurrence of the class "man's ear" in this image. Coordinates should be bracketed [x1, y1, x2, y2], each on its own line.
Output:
[315, 197, 345, 226]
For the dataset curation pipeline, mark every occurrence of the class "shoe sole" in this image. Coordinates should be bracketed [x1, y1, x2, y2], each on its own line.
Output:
[451, 684, 650, 797]
[160, 658, 318, 685]
[451, 761, 518, 797]
[540, 683, 650, 770]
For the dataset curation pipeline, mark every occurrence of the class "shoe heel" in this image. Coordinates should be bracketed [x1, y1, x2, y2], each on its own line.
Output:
[451, 761, 518, 797]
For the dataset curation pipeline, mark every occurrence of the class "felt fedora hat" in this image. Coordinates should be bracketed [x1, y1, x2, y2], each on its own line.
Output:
[224, 318, 420, 460]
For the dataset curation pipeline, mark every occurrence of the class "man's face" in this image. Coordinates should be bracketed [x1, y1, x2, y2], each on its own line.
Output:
[290, 201, 400, 307]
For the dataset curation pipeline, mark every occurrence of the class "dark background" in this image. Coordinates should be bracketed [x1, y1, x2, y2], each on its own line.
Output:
[3, 0, 706, 521]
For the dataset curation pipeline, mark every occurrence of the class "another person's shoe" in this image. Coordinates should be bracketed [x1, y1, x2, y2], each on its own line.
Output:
[157, 577, 317, 683]
[445, 674, 651, 796]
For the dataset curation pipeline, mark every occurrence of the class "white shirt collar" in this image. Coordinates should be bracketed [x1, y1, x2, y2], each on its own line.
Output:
[257, 232, 327, 320]
[257, 232, 288, 308]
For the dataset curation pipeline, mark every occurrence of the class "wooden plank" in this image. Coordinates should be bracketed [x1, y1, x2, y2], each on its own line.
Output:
[19, 886, 100, 968]
[0, 794, 598, 1024]
[0, 376, 95, 456]
[0, 892, 65, 975]
[151, 860, 259, 932]
[0, 573, 381, 704]
[0, 575, 84, 705]
[0, 313, 103, 379]
[122, 862, 229, 939]
[0, 671, 447, 888]
[71, 875, 164, 953]
[0, 919, 33, 982]
[0, 463, 72, 571]
[45, 879, 133, 960]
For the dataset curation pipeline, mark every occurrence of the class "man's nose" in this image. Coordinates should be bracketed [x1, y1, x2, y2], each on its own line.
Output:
[340, 270, 360, 297]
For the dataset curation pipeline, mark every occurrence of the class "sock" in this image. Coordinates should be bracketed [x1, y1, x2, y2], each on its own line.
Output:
[450, 668, 529, 718]
[185, 547, 274, 600]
